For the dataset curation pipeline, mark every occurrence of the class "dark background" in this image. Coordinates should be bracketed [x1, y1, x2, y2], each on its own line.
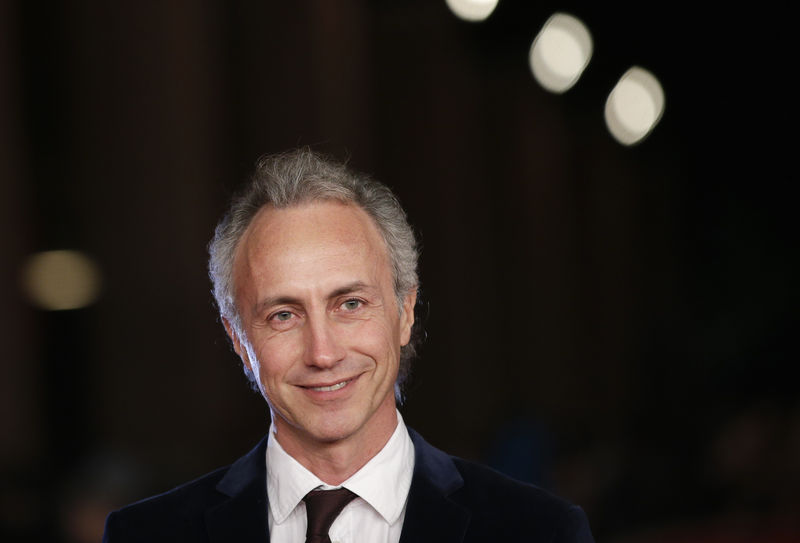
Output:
[1, 1, 797, 541]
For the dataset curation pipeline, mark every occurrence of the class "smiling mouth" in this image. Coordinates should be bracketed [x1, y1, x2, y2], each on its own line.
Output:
[306, 380, 350, 392]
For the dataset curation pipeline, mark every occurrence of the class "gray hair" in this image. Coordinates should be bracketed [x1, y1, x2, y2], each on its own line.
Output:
[208, 148, 420, 397]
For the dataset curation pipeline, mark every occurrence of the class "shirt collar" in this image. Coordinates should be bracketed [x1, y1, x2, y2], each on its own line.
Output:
[266, 410, 415, 525]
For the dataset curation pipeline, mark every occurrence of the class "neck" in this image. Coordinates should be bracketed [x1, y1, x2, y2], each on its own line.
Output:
[272, 402, 399, 486]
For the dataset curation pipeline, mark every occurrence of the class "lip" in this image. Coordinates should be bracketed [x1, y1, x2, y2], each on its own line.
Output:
[297, 374, 361, 399]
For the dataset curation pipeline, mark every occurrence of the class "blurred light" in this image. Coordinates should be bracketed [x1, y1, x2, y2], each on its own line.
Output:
[605, 67, 665, 145]
[445, 0, 499, 22]
[21, 250, 102, 310]
[529, 13, 593, 93]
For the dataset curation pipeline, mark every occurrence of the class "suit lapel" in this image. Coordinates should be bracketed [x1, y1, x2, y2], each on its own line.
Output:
[205, 436, 271, 543]
[201, 428, 471, 543]
[400, 429, 471, 543]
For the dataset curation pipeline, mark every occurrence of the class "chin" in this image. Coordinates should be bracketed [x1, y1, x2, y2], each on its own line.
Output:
[308, 413, 366, 444]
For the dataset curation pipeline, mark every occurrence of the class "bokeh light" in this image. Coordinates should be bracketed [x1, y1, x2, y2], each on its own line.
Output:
[529, 13, 593, 94]
[444, 0, 499, 22]
[21, 250, 103, 310]
[604, 67, 665, 145]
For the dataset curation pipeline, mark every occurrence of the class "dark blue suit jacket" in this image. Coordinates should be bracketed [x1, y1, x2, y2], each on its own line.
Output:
[103, 429, 594, 542]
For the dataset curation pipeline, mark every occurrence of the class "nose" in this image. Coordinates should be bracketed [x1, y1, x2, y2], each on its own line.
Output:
[303, 315, 346, 368]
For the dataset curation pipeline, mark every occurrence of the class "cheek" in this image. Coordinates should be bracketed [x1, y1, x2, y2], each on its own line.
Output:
[250, 335, 301, 381]
[349, 319, 403, 363]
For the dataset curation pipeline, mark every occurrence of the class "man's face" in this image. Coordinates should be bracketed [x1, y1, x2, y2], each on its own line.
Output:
[227, 201, 415, 452]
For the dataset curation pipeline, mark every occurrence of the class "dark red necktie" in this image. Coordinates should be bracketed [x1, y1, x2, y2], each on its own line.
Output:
[303, 487, 357, 543]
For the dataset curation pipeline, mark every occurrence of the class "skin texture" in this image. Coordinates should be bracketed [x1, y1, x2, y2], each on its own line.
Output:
[224, 201, 416, 484]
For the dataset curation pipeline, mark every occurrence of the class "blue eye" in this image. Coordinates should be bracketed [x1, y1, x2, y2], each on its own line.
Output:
[342, 299, 361, 310]
[274, 311, 292, 321]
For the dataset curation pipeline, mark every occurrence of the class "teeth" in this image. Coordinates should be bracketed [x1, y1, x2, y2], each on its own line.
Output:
[311, 380, 348, 392]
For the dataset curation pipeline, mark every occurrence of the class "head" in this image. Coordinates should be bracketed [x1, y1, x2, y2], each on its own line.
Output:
[208, 148, 420, 401]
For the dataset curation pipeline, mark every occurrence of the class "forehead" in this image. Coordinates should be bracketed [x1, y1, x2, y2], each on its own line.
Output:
[232, 200, 391, 294]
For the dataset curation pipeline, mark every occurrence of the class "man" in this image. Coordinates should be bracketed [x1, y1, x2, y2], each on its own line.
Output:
[103, 149, 595, 542]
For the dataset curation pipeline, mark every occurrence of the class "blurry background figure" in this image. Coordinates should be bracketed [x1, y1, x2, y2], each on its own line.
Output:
[56, 453, 147, 543]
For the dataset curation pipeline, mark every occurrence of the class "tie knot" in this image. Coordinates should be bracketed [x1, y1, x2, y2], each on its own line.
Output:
[303, 488, 357, 543]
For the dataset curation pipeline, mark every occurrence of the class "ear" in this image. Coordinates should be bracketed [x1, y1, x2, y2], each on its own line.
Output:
[399, 288, 417, 347]
[223, 317, 254, 374]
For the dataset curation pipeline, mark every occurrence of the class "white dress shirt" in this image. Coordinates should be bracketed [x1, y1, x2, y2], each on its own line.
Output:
[266, 410, 415, 543]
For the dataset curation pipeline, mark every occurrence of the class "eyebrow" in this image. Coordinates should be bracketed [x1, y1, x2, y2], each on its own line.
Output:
[253, 281, 376, 316]
[328, 281, 373, 299]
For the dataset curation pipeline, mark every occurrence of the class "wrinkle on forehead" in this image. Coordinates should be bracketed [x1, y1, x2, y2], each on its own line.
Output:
[231, 201, 393, 318]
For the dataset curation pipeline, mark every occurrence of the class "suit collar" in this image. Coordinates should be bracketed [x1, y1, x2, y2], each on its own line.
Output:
[400, 428, 471, 543]
[201, 428, 472, 543]
[205, 436, 270, 542]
